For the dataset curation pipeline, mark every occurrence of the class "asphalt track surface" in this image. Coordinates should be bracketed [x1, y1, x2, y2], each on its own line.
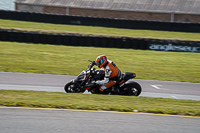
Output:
[0, 72, 200, 100]
[1, 72, 200, 133]
[0, 107, 200, 133]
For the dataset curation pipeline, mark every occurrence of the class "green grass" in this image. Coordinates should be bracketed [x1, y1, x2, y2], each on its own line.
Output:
[1, 19, 199, 116]
[0, 90, 200, 116]
[0, 19, 200, 41]
[0, 41, 200, 83]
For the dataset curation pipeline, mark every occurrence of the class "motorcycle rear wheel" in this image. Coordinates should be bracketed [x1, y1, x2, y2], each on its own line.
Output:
[123, 82, 142, 96]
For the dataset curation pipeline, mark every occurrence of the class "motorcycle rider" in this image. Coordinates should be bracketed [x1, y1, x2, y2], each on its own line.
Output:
[89, 55, 122, 93]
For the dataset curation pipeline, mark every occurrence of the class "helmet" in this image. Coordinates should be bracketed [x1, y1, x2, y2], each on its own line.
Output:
[96, 55, 107, 68]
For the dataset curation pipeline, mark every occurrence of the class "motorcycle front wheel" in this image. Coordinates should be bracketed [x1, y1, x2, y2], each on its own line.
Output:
[123, 82, 142, 96]
[64, 81, 80, 93]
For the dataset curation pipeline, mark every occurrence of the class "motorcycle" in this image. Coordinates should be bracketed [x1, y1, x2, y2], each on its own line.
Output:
[64, 62, 142, 96]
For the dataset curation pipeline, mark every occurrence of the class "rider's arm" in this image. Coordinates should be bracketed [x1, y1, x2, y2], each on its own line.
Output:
[96, 66, 112, 85]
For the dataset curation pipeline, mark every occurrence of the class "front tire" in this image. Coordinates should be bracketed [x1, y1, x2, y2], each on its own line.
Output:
[123, 82, 142, 96]
[64, 81, 80, 93]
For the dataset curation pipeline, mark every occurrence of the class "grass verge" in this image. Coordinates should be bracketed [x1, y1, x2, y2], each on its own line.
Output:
[0, 41, 200, 83]
[0, 90, 200, 117]
[0, 19, 200, 41]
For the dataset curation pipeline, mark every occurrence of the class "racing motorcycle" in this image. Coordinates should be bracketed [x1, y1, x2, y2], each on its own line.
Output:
[64, 62, 142, 96]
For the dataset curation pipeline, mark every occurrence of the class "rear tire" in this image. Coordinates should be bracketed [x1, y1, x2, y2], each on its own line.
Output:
[123, 82, 142, 96]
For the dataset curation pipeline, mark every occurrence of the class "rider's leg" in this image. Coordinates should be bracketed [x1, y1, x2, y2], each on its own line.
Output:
[99, 80, 116, 92]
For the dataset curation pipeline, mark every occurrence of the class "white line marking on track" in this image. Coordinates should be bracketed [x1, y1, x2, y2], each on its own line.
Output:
[151, 85, 162, 89]
[171, 95, 179, 99]
[151, 85, 169, 90]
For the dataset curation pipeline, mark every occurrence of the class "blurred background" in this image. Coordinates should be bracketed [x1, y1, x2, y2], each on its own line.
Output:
[0, 0, 14, 10]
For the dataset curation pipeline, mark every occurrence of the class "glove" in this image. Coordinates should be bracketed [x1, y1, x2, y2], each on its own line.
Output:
[95, 80, 101, 85]
[88, 61, 96, 68]
[91, 80, 98, 85]
[91, 61, 96, 66]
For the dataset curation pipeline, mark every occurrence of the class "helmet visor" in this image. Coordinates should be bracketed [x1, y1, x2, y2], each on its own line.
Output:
[100, 58, 104, 64]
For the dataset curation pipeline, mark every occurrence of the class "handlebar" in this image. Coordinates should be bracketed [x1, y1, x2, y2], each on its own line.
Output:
[88, 60, 96, 69]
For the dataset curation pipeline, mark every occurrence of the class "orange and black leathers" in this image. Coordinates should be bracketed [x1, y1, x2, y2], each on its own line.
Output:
[105, 60, 121, 80]
[96, 60, 122, 91]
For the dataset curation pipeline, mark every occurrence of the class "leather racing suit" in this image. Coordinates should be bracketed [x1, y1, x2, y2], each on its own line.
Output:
[96, 60, 122, 91]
